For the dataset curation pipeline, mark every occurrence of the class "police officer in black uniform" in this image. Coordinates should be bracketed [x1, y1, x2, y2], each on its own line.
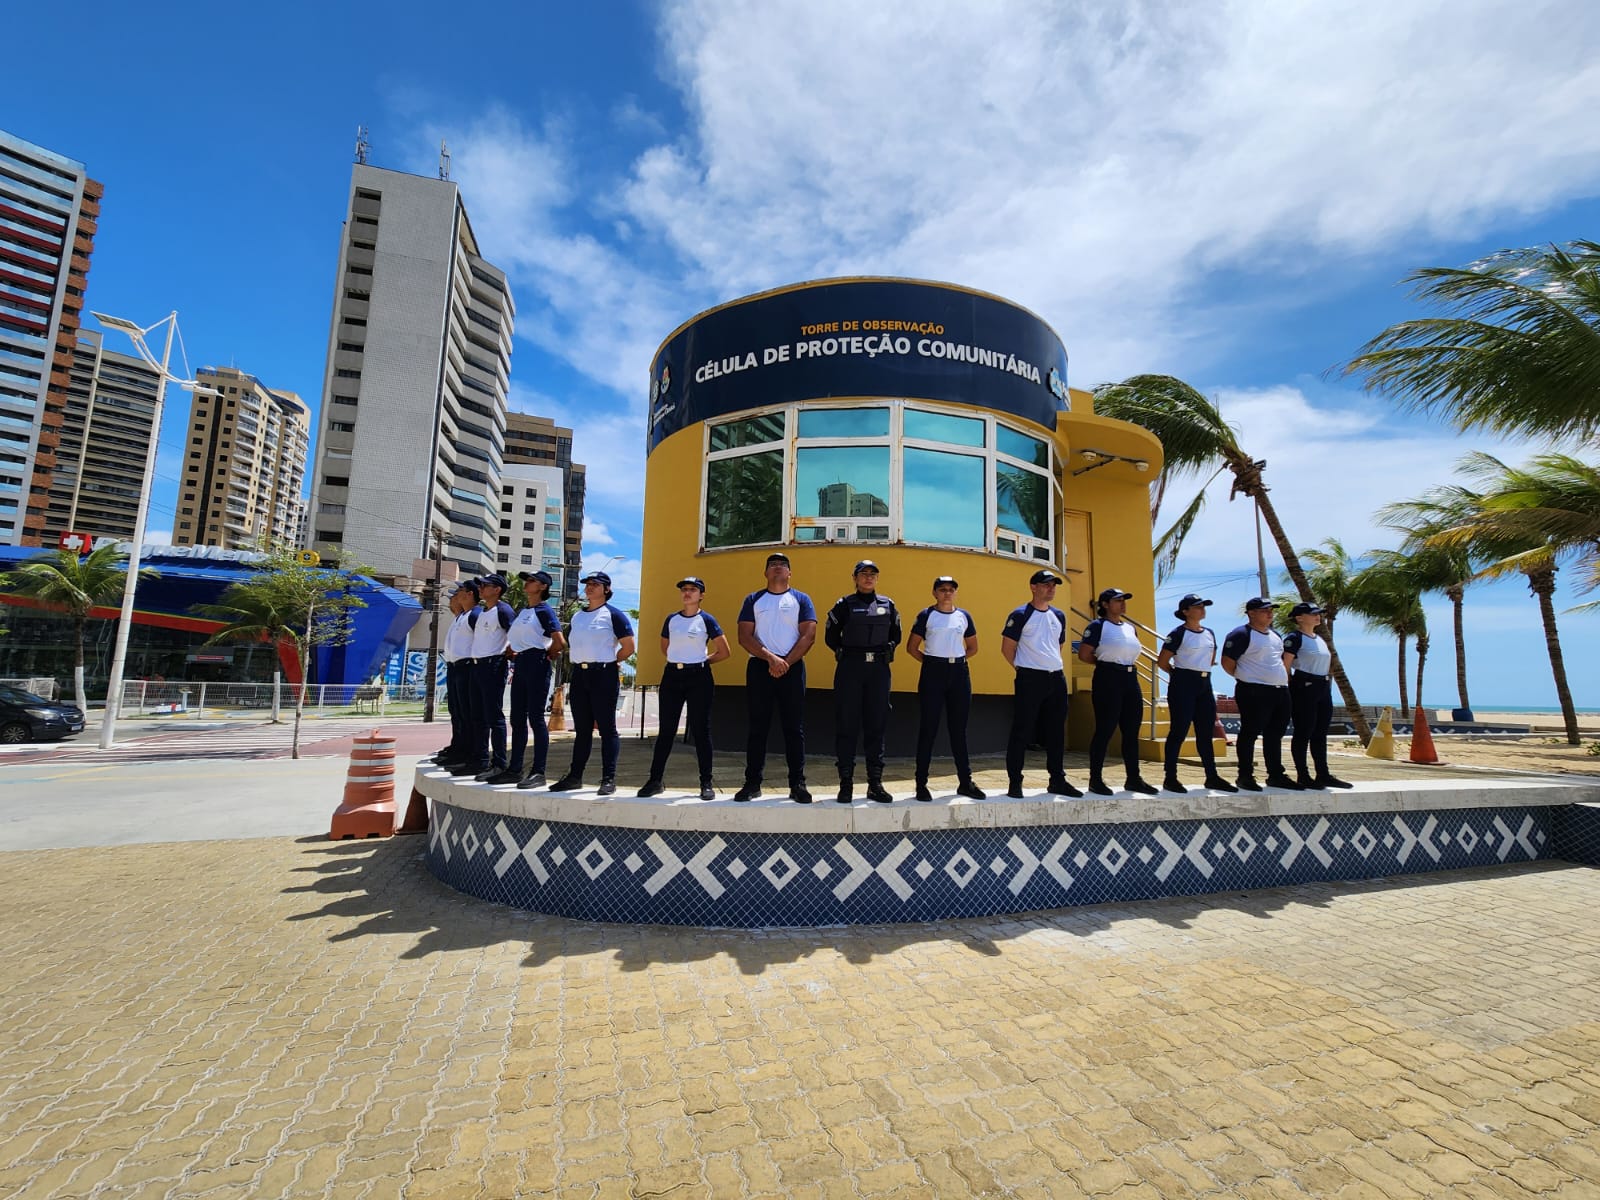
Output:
[825, 560, 901, 803]
[1283, 601, 1354, 790]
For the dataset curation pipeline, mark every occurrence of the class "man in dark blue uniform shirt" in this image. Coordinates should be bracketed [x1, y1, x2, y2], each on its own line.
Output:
[825, 560, 901, 803]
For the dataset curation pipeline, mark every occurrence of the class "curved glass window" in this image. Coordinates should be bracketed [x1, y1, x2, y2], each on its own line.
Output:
[706, 450, 783, 548]
[702, 401, 1060, 563]
[797, 407, 888, 438]
[904, 448, 985, 547]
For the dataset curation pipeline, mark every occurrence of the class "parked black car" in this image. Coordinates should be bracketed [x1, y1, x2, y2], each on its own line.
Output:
[0, 685, 85, 743]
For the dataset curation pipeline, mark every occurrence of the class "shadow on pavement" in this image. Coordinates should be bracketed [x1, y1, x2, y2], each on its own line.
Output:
[278, 833, 1578, 975]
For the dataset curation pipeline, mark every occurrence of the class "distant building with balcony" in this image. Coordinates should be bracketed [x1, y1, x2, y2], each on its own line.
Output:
[502, 411, 585, 600]
[495, 461, 569, 596]
[817, 482, 888, 518]
[305, 163, 514, 583]
[44, 332, 161, 540]
[172, 367, 309, 549]
[0, 129, 103, 546]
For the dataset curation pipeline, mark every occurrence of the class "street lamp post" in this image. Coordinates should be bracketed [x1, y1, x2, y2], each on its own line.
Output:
[90, 311, 215, 749]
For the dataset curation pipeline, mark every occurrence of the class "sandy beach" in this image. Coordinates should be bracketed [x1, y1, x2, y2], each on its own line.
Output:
[1332, 709, 1600, 777]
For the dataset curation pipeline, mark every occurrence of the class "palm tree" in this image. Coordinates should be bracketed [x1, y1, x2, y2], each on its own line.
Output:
[1375, 488, 1485, 716]
[1093, 374, 1370, 741]
[1348, 552, 1429, 713]
[1294, 539, 1373, 741]
[1, 543, 158, 713]
[1426, 453, 1596, 743]
[1340, 240, 1600, 441]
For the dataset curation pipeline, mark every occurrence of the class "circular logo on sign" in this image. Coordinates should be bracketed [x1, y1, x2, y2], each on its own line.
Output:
[650, 377, 659, 402]
[658, 365, 671, 395]
[1047, 367, 1069, 403]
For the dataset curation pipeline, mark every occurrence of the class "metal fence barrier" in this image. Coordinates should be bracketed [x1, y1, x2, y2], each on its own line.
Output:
[0, 677, 58, 701]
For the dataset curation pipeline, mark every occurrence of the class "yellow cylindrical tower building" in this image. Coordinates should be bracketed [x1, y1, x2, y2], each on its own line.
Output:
[640, 277, 1162, 754]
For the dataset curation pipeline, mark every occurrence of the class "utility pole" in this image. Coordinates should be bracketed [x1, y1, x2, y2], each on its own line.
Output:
[422, 527, 444, 722]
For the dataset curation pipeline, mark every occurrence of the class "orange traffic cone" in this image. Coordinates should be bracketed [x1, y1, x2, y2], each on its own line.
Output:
[396, 785, 429, 835]
[549, 683, 567, 732]
[1409, 705, 1440, 764]
[330, 729, 397, 839]
[1213, 715, 1230, 746]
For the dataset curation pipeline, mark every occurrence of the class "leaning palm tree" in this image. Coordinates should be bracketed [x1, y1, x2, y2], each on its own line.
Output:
[1291, 539, 1372, 742]
[1340, 240, 1600, 442]
[1, 543, 158, 714]
[1376, 487, 1486, 716]
[1094, 374, 1369, 741]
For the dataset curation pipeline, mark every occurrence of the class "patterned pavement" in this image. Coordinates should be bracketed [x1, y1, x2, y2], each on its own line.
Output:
[2, 829, 1599, 1198]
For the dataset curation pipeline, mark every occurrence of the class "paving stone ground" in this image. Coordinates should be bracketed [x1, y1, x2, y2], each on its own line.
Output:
[2, 832, 1598, 1198]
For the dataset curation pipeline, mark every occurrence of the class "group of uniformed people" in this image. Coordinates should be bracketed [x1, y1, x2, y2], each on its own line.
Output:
[435, 560, 1353, 802]
[432, 567, 635, 796]
[1077, 588, 1354, 794]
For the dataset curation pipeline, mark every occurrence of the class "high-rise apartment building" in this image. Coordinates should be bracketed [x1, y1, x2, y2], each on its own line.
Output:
[305, 164, 514, 583]
[45, 332, 160, 540]
[495, 462, 569, 594]
[502, 411, 585, 600]
[172, 366, 310, 549]
[0, 130, 102, 546]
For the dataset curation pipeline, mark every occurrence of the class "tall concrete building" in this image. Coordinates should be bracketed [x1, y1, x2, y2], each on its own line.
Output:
[172, 367, 310, 549]
[0, 130, 102, 546]
[502, 411, 585, 600]
[495, 461, 568, 594]
[306, 164, 514, 583]
[45, 332, 160, 540]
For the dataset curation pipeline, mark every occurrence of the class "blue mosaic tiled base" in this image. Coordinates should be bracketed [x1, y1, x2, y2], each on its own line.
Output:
[424, 801, 1559, 927]
[1552, 803, 1600, 866]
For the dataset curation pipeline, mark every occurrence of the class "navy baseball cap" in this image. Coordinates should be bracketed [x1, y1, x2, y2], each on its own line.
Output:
[765, 552, 790, 566]
[932, 575, 959, 591]
[519, 570, 553, 586]
[1174, 593, 1213, 617]
[1244, 596, 1275, 611]
[675, 576, 706, 591]
[1290, 602, 1324, 617]
[1098, 586, 1133, 603]
[480, 573, 508, 591]
[580, 571, 612, 587]
[853, 559, 879, 575]
[452, 579, 480, 595]
[1030, 569, 1063, 585]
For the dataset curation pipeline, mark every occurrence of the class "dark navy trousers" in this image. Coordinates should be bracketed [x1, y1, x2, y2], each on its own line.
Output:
[507, 651, 552, 775]
[649, 663, 715, 783]
[1163, 669, 1219, 776]
[467, 656, 508, 770]
[1088, 662, 1143, 781]
[1234, 680, 1291, 780]
[1007, 667, 1067, 786]
[1289, 672, 1333, 779]
[744, 658, 807, 787]
[443, 659, 468, 755]
[834, 655, 892, 781]
[566, 662, 621, 779]
[915, 657, 972, 784]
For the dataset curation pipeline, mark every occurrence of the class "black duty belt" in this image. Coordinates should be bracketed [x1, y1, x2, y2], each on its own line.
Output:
[924, 655, 967, 664]
[470, 655, 505, 665]
[838, 649, 891, 661]
[1174, 667, 1211, 675]
[574, 661, 618, 670]
[667, 662, 709, 670]
[1096, 662, 1137, 673]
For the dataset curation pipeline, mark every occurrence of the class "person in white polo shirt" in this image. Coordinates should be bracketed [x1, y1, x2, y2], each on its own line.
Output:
[549, 571, 635, 796]
[453, 574, 514, 779]
[734, 552, 817, 803]
[638, 576, 730, 801]
[1000, 568, 1083, 800]
[907, 575, 985, 802]
[484, 570, 565, 788]
[432, 579, 479, 767]
[1221, 596, 1298, 792]
[1078, 586, 1159, 796]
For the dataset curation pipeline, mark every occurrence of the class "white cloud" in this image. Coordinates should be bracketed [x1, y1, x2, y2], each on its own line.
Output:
[144, 529, 172, 546]
[583, 518, 614, 547]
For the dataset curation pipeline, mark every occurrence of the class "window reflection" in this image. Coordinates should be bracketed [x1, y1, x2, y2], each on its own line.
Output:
[905, 408, 984, 448]
[997, 424, 1048, 466]
[996, 461, 1050, 539]
[705, 450, 783, 547]
[797, 407, 888, 438]
[796, 446, 889, 517]
[709, 412, 784, 451]
[903, 448, 984, 547]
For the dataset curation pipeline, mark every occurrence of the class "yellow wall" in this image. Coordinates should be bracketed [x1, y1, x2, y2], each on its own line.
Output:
[638, 385, 1165, 700]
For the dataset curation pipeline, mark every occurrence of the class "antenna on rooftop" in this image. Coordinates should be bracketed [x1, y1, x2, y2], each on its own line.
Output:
[438, 138, 451, 180]
[354, 125, 370, 165]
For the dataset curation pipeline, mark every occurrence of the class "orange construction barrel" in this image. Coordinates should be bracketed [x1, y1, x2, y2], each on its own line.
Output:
[330, 729, 397, 839]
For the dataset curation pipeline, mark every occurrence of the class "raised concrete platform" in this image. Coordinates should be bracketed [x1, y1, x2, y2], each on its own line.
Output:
[414, 764, 1600, 927]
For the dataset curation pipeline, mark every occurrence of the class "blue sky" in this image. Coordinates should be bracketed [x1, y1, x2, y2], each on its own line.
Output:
[9, 0, 1600, 708]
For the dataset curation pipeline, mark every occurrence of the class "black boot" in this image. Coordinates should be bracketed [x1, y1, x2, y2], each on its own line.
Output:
[836, 777, 854, 804]
[1125, 777, 1160, 795]
[1087, 776, 1115, 796]
[1204, 775, 1238, 793]
[596, 777, 617, 797]
[956, 779, 986, 799]
[865, 780, 893, 804]
[636, 777, 665, 798]
[1162, 775, 1187, 794]
[548, 773, 583, 791]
